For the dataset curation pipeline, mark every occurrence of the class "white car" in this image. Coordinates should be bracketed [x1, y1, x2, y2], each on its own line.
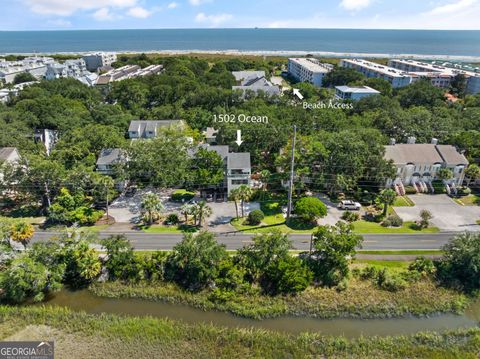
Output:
[337, 200, 361, 211]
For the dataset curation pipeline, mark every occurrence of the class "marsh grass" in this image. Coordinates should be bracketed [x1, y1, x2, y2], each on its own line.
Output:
[0, 306, 479, 359]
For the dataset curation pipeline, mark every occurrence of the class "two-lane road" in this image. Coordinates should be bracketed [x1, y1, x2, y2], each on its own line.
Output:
[32, 231, 458, 250]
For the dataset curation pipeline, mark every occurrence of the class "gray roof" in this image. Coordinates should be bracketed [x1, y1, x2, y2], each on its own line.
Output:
[228, 152, 251, 169]
[436, 145, 469, 165]
[232, 70, 266, 82]
[384, 144, 468, 166]
[0, 147, 19, 162]
[335, 85, 380, 94]
[96, 148, 124, 165]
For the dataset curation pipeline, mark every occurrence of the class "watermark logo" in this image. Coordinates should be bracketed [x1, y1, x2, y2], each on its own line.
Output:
[0, 341, 54, 359]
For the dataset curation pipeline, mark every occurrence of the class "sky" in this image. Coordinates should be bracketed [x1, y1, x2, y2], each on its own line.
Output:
[1, 0, 480, 31]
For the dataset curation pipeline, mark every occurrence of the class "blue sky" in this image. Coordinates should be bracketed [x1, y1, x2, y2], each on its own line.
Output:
[2, 0, 480, 30]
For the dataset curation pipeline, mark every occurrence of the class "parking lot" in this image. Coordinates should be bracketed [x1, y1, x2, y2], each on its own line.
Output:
[394, 194, 480, 232]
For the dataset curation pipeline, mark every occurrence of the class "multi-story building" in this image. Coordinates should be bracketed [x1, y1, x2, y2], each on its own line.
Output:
[96, 148, 126, 175]
[0, 57, 54, 84]
[82, 52, 117, 72]
[287, 58, 333, 87]
[335, 85, 380, 101]
[384, 138, 469, 189]
[34, 129, 58, 155]
[388, 59, 480, 94]
[340, 59, 413, 88]
[95, 64, 163, 86]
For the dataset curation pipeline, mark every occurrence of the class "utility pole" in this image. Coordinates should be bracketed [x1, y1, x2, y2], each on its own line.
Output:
[286, 125, 297, 220]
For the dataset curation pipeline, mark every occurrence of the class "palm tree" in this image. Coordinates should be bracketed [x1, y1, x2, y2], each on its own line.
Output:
[465, 164, 480, 187]
[228, 188, 241, 219]
[237, 185, 253, 218]
[9, 221, 35, 249]
[180, 203, 194, 224]
[141, 193, 164, 225]
[259, 169, 271, 191]
[378, 188, 396, 216]
[195, 201, 212, 227]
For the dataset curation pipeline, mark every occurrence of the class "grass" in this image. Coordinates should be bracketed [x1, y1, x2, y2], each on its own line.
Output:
[141, 224, 198, 234]
[91, 275, 469, 320]
[453, 194, 480, 206]
[1, 306, 479, 359]
[78, 224, 110, 232]
[352, 221, 440, 234]
[393, 196, 415, 207]
[357, 250, 443, 255]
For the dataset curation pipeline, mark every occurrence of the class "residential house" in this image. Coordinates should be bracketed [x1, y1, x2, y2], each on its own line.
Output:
[204, 127, 218, 144]
[0, 147, 20, 164]
[96, 148, 126, 175]
[384, 138, 469, 191]
[128, 120, 184, 139]
[335, 85, 380, 101]
[232, 70, 280, 97]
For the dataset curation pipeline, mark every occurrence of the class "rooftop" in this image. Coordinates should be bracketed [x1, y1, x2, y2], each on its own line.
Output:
[335, 85, 380, 94]
[289, 58, 333, 73]
[342, 59, 411, 78]
[0, 147, 19, 162]
[384, 144, 468, 166]
[96, 148, 124, 166]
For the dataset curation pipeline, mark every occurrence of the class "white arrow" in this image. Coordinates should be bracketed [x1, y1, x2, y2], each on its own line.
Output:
[293, 88, 304, 100]
[235, 130, 243, 146]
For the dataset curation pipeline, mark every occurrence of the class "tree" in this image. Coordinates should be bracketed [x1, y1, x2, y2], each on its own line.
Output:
[323, 67, 364, 87]
[436, 232, 480, 292]
[437, 168, 453, 181]
[102, 235, 143, 282]
[191, 147, 224, 196]
[378, 188, 396, 217]
[180, 203, 194, 224]
[141, 193, 164, 225]
[396, 79, 445, 108]
[228, 187, 241, 219]
[48, 188, 103, 226]
[450, 74, 467, 98]
[13, 72, 37, 85]
[193, 201, 212, 226]
[419, 210, 433, 229]
[0, 255, 63, 303]
[259, 169, 271, 191]
[235, 229, 292, 282]
[464, 164, 480, 187]
[237, 185, 253, 218]
[9, 221, 34, 249]
[308, 222, 363, 287]
[164, 231, 227, 291]
[260, 256, 312, 295]
[295, 197, 327, 223]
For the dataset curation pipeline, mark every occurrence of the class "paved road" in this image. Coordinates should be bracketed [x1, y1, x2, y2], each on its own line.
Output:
[32, 231, 457, 251]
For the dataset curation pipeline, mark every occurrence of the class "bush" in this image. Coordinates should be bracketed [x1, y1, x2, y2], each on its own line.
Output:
[382, 215, 403, 227]
[171, 190, 195, 202]
[404, 186, 417, 195]
[359, 265, 379, 280]
[295, 197, 327, 223]
[165, 213, 179, 225]
[409, 256, 436, 277]
[260, 256, 312, 295]
[341, 211, 360, 223]
[431, 180, 446, 194]
[247, 210, 264, 225]
[376, 268, 407, 292]
[456, 187, 471, 196]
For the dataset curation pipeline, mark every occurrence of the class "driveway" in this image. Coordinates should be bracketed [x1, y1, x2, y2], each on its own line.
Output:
[394, 194, 480, 232]
[207, 201, 260, 229]
[315, 194, 348, 226]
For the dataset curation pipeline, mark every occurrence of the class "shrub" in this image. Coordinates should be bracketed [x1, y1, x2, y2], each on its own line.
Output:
[341, 211, 360, 223]
[409, 256, 436, 277]
[382, 215, 403, 227]
[260, 256, 312, 295]
[359, 265, 379, 280]
[165, 213, 179, 225]
[404, 186, 417, 195]
[295, 197, 327, 223]
[376, 268, 407, 292]
[431, 180, 446, 194]
[456, 187, 471, 196]
[247, 209, 265, 225]
[171, 190, 195, 202]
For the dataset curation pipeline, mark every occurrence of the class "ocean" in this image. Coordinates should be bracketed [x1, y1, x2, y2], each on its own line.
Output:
[0, 29, 479, 58]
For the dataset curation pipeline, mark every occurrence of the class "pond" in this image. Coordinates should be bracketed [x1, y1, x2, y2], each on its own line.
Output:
[40, 289, 480, 338]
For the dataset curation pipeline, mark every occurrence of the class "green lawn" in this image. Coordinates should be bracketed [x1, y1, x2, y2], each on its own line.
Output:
[352, 220, 440, 234]
[141, 224, 198, 234]
[393, 196, 415, 207]
[78, 224, 110, 232]
[453, 194, 480, 206]
[357, 250, 443, 255]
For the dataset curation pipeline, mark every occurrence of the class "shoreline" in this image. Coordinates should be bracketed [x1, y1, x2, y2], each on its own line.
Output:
[2, 49, 480, 62]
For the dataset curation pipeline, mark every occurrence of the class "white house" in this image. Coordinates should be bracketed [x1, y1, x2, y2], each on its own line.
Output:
[128, 120, 184, 139]
[232, 71, 280, 97]
[335, 85, 380, 101]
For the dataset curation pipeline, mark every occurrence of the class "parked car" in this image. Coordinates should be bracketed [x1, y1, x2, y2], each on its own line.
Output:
[337, 200, 361, 211]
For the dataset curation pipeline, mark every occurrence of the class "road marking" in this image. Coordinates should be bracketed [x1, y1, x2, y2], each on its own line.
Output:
[364, 240, 378, 243]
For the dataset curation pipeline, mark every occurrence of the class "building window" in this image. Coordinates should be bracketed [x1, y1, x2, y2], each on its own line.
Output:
[231, 180, 249, 185]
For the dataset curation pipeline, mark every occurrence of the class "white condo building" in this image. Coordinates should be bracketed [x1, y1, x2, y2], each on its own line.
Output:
[340, 59, 413, 88]
[335, 85, 380, 101]
[288, 58, 333, 87]
[82, 52, 118, 72]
